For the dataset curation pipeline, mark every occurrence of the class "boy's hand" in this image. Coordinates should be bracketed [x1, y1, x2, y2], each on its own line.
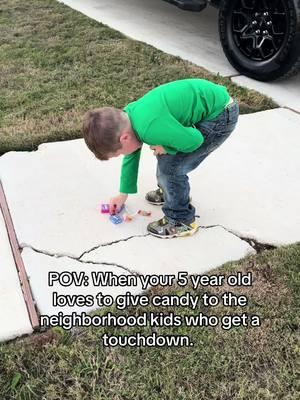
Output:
[109, 194, 128, 215]
[150, 145, 166, 156]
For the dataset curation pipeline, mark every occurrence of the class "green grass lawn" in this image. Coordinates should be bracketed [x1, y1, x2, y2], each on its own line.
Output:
[0, 244, 299, 400]
[0, 1, 298, 399]
[0, 0, 277, 156]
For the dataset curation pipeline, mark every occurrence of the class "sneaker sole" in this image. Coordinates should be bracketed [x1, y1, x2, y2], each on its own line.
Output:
[146, 200, 164, 205]
[148, 226, 199, 239]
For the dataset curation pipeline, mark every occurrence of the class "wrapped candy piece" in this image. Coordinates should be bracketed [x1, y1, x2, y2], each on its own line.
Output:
[124, 214, 133, 222]
[101, 203, 125, 214]
[138, 210, 152, 217]
[109, 215, 123, 224]
[101, 203, 110, 214]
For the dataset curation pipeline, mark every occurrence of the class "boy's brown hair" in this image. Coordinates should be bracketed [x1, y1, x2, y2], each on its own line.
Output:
[82, 107, 128, 160]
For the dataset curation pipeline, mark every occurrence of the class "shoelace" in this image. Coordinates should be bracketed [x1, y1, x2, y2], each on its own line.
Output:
[162, 217, 193, 231]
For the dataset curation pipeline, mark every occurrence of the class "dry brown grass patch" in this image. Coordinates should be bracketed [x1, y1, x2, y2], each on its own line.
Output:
[208, 260, 288, 307]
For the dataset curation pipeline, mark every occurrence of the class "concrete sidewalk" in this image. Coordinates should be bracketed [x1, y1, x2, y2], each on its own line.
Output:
[0, 209, 32, 341]
[1, 108, 300, 341]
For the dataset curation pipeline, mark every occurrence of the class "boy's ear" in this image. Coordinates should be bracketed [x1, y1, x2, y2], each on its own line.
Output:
[119, 131, 129, 144]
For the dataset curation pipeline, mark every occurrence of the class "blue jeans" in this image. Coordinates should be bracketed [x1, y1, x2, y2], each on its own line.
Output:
[156, 101, 239, 224]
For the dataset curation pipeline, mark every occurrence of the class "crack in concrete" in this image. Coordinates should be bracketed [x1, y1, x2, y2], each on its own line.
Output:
[282, 106, 300, 116]
[221, 229, 276, 253]
[20, 243, 141, 276]
[199, 223, 276, 253]
[21, 233, 150, 263]
[20, 221, 275, 282]
[78, 234, 149, 259]
[228, 73, 243, 79]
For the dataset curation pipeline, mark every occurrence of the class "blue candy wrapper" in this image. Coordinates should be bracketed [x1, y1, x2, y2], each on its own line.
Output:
[109, 215, 123, 224]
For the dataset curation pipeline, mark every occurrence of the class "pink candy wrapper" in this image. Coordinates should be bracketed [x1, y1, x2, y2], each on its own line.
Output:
[138, 210, 152, 216]
[101, 204, 110, 214]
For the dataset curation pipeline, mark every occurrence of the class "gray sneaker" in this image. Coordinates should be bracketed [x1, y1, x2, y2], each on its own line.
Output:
[145, 187, 192, 205]
[145, 188, 165, 205]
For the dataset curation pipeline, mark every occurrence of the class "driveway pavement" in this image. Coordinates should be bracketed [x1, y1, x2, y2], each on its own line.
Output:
[1, 0, 299, 342]
[60, 0, 300, 112]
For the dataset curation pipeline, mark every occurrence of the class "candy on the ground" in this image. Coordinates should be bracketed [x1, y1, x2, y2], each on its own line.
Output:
[102, 204, 150, 225]
[138, 210, 152, 216]
[124, 214, 133, 222]
[101, 203, 126, 214]
[101, 203, 110, 213]
[109, 215, 123, 224]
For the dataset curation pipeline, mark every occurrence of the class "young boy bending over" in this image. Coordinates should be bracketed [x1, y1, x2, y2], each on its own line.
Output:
[82, 79, 239, 239]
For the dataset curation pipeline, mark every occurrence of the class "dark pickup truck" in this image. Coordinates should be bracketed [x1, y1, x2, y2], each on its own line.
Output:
[163, 0, 300, 81]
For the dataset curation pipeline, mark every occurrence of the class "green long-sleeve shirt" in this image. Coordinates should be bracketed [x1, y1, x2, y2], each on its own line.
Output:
[120, 79, 230, 194]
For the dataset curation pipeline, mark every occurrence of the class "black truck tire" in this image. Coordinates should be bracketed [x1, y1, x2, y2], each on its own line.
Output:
[219, 0, 300, 81]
